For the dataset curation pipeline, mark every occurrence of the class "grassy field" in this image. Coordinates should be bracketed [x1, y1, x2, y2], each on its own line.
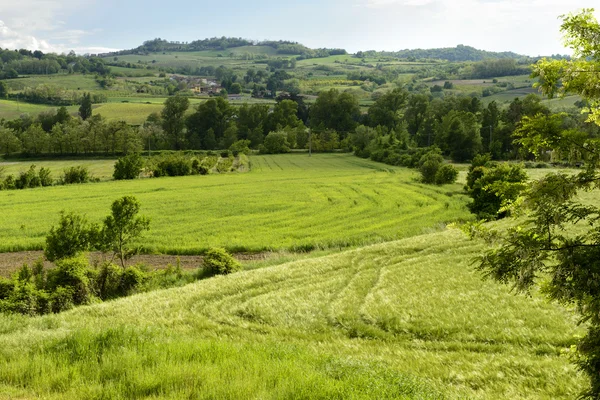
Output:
[0, 99, 78, 120]
[5, 74, 101, 92]
[0, 159, 116, 180]
[0, 228, 584, 399]
[0, 154, 471, 254]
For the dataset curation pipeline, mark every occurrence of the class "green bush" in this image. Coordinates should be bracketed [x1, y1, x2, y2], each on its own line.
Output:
[465, 162, 527, 220]
[61, 166, 90, 184]
[191, 158, 209, 175]
[39, 167, 53, 186]
[45, 212, 93, 262]
[50, 286, 75, 313]
[418, 150, 444, 184]
[97, 263, 123, 300]
[203, 248, 241, 275]
[259, 132, 290, 154]
[0, 278, 14, 300]
[114, 153, 144, 180]
[120, 266, 146, 296]
[47, 256, 93, 306]
[152, 154, 192, 177]
[230, 139, 251, 155]
[434, 164, 459, 185]
[15, 165, 41, 189]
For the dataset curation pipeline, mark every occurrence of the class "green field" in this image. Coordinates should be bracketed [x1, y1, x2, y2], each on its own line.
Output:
[0, 99, 78, 120]
[0, 154, 471, 254]
[0, 228, 584, 399]
[0, 159, 116, 180]
[5, 74, 102, 92]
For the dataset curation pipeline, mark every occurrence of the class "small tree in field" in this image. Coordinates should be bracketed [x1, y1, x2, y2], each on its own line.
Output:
[45, 212, 93, 262]
[98, 196, 150, 268]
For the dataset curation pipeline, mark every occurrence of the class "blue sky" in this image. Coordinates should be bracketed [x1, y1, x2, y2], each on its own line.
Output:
[0, 0, 596, 56]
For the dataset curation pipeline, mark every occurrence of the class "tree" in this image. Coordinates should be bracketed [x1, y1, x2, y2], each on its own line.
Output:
[259, 131, 290, 154]
[79, 92, 92, 121]
[435, 110, 482, 162]
[475, 9, 600, 398]
[0, 81, 7, 99]
[161, 96, 190, 150]
[45, 212, 93, 262]
[98, 196, 150, 268]
[186, 97, 234, 149]
[464, 154, 527, 220]
[310, 89, 360, 138]
[265, 100, 303, 133]
[368, 88, 409, 132]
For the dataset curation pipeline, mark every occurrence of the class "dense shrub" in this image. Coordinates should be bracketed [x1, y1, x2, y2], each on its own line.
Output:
[465, 158, 527, 220]
[203, 248, 241, 275]
[50, 286, 75, 313]
[191, 158, 209, 175]
[47, 256, 93, 306]
[259, 132, 290, 154]
[61, 166, 90, 184]
[230, 139, 251, 155]
[45, 212, 93, 262]
[434, 164, 459, 185]
[152, 154, 192, 177]
[114, 153, 144, 180]
[418, 150, 444, 184]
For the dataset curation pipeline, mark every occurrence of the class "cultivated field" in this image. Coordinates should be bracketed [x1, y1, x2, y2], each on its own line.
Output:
[0, 228, 584, 399]
[0, 154, 471, 254]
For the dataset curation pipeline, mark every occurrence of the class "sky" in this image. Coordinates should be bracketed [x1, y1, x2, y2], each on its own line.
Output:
[0, 0, 597, 56]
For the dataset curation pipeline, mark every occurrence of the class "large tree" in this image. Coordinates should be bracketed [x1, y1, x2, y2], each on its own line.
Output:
[368, 88, 409, 132]
[161, 96, 190, 150]
[186, 97, 235, 149]
[309, 89, 360, 139]
[475, 9, 600, 398]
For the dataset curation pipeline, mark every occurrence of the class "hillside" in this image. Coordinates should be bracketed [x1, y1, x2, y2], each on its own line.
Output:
[0, 228, 584, 399]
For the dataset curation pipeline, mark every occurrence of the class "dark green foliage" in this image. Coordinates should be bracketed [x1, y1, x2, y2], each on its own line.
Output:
[151, 154, 192, 177]
[203, 248, 241, 275]
[50, 286, 75, 313]
[465, 159, 527, 220]
[79, 92, 93, 121]
[418, 149, 444, 184]
[230, 139, 251, 156]
[47, 256, 93, 306]
[0, 278, 14, 300]
[162, 96, 190, 150]
[434, 164, 459, 185]
[61, 166, 90, 184]
[260, 131, 290, 154]
[191, 158, 209, 175]
[120, 266, 146, 295]
[113, 153, 144, 180]
[309, 89, 360, 138]
[14, 165, 50, 189]
[45, 212, 93, 262]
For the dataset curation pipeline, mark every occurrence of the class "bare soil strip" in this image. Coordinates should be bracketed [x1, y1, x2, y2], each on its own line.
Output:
[0, 251, 269, 277]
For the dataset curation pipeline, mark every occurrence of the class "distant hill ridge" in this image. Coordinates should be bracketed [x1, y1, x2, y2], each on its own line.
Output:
[103, 37, 542, 61]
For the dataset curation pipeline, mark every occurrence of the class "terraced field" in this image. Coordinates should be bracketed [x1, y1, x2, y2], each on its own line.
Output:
[0, 154, 471, 254]
[0, 229, 584, 399]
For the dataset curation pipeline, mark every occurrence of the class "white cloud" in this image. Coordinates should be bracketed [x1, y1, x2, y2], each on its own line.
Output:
[0, 1, 115, 54]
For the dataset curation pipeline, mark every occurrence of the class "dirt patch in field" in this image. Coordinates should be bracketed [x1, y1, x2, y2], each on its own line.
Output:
[0, 251, 270, 277]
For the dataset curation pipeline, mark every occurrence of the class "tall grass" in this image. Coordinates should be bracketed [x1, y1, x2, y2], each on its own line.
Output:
[0, 229, 584, 399]
[0, 154, 472, 254]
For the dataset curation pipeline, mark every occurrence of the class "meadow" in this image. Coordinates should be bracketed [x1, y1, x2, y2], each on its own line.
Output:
[0, 154, 471, 254]
[0, 228, 584, 399]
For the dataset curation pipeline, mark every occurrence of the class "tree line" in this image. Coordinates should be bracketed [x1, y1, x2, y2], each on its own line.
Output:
[0, 87, 597, 165]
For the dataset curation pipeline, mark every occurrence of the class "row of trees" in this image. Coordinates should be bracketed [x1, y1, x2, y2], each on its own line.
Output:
[1, 85, 596, 164]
